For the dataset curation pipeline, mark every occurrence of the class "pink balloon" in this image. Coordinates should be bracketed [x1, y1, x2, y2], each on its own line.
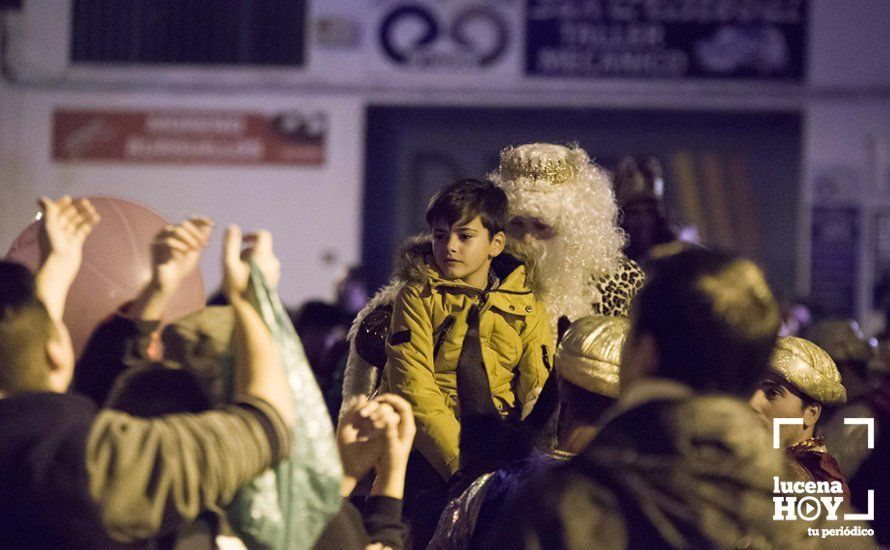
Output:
[5, 196, 205, 358]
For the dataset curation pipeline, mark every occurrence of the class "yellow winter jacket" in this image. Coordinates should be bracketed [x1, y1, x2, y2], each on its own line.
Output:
[382, 251, 552, 480]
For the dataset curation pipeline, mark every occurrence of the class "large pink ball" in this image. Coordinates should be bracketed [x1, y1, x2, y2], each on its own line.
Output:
[5, 196, 205, 358]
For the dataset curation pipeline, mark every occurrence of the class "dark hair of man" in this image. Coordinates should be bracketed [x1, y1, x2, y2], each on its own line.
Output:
[631, 248, 780, 397]
[0, 261, 55, 393]
[105, 364, 213, 417]
[425, 178, 508, 237]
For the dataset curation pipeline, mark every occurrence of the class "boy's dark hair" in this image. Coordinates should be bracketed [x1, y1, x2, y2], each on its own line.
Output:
[425, 178, 508, 237]
[0, 261, 55, 393]
[632, 248, 780, 397]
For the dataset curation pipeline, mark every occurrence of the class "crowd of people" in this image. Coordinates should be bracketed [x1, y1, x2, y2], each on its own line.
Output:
[0, 143, 886, 548]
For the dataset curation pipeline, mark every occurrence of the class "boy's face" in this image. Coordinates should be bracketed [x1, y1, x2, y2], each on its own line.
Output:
[431, 216, 504, 289]
[748, 375, 818, 447]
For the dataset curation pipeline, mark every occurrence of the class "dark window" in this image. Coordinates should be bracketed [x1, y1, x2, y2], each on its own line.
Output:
[71, 0, 305, 66]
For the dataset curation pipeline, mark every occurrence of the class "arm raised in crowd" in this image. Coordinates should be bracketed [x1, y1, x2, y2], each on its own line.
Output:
[74, 217, 213, 405]
[34, 196, 100, 321]
[128, 216, 213, 321]
[85, 225, 295, 542]
[223, 225, 292, 427]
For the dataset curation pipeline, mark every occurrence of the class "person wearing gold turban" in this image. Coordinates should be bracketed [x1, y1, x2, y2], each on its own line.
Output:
[490, 143, 645, 336]
[748, 336, 851, 499]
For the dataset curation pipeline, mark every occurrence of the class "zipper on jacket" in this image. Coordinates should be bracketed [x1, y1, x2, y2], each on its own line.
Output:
[433, 316, 456, 359]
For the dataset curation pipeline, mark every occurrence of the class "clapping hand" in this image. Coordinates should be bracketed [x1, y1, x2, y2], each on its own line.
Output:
[223, 226, 281, 301]
[35, 196, 100, 320]
[151, 217, 213, 294]
[130, 217, 213, 321]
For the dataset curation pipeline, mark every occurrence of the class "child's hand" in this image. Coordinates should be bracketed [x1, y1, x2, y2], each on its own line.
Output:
[150, 217, 213, 295]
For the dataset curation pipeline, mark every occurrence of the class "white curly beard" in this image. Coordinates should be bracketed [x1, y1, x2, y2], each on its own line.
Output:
[491, 144, 628, 334]
[525, 236, 602, 333]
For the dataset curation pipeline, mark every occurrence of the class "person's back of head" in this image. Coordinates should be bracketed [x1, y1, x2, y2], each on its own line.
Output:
[105, 364, 213, 417]
[292, 300, 347, 377]
[0, 261, 56, 394]
[629, 248, 780, 397]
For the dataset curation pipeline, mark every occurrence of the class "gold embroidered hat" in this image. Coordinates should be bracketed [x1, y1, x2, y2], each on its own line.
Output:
[555, 315, 629, 398]
[769, 336, 847, 405]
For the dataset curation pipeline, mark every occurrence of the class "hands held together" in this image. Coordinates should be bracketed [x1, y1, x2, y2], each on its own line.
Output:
[337, 394, 416, 499]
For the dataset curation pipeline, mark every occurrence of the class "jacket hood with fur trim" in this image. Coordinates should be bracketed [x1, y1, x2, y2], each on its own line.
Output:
[340, 233, 545, 420]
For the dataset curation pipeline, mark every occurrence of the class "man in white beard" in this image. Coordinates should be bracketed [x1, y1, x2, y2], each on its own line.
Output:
[490, 143, 645, 337]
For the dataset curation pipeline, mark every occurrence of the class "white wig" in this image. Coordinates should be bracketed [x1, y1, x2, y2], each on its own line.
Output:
[490, 143, 627, 323]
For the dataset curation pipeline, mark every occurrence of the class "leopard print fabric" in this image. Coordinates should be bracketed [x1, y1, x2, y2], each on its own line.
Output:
[591, 257, 645, 317]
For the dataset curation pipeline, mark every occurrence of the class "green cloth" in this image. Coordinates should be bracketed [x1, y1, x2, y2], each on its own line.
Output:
[227, 261, 343, 549]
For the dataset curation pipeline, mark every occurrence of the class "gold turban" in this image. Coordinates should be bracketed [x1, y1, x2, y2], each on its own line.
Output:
[770, 336, 847, 405]
[555, 315, 629, 398]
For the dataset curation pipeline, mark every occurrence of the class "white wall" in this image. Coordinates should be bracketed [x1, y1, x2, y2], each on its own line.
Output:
[0, 85, 365, 306]
[803, 0, 890, 325]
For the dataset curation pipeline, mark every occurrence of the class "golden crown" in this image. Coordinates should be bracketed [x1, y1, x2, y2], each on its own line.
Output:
[499, 145, 577, 185]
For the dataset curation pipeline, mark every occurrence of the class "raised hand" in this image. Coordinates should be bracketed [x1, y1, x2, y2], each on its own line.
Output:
[241, 230, 281, 289]
[38, 196, 100, 264]
[129, 217, 213, 322]
[35, 196, 101, 320]
[151, 217, 213, 294]
[223, 227, 280, 300]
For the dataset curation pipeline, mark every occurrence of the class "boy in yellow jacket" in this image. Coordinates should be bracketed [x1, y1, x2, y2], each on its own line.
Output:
[383, 178, 552, 547]
[383, 178, 552, 484]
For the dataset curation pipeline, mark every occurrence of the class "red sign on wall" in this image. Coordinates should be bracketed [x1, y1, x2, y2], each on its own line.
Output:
[52, 109, 326, 165]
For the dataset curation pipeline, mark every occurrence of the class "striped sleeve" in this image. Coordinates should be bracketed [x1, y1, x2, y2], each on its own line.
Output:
[85, 398, 291, 542]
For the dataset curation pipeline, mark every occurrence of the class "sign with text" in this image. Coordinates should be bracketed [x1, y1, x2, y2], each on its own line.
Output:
[525, 0, 807, 80]
[53, 109, 326, 165]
